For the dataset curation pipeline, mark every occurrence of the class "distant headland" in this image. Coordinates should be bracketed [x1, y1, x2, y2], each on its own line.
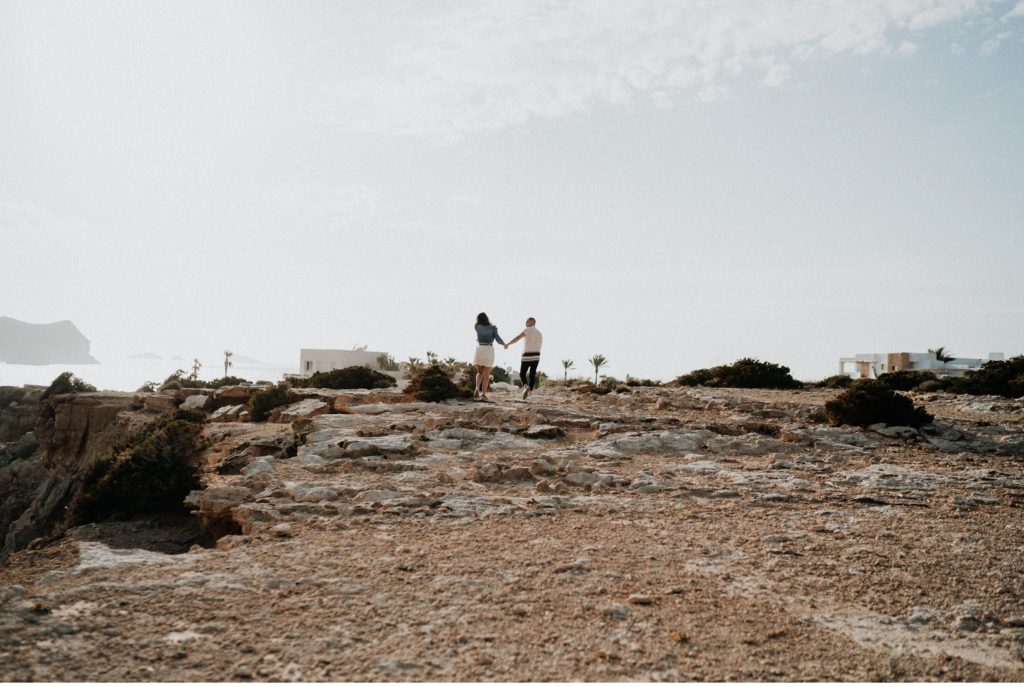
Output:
[0, 316, 99, 365]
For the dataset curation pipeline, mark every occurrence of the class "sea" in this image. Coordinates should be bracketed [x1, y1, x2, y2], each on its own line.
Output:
[0, 347, 294, 392]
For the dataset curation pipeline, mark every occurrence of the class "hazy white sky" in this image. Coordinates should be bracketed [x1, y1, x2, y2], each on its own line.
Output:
[2, 0, 1022, 384]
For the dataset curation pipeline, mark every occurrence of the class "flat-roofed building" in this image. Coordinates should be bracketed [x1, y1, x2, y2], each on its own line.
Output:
[838, 351, 1004, 379]
[298, 348, 390, 377]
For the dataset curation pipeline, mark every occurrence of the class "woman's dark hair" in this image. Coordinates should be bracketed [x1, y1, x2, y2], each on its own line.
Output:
[476, 312, 490, 326]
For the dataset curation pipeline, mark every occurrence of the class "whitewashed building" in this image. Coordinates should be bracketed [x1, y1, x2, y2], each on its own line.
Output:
[297, 349, 393, 377]
[838, 351, 1004, 379]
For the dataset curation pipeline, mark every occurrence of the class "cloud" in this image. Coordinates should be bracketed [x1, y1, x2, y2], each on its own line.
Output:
[978, 31, 1014, 55]
[269, 184, 381, 230]
[1003, 1, 1024, 21]
[319, 0, 1003, 139]
[896, 40, 920, 55]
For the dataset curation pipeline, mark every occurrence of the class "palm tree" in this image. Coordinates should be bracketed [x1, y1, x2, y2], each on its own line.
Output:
[223, 350, 234, 378]
[589, 354, 608, 384]
[928, 347, 955, 363]
[561, 359, 574, 381]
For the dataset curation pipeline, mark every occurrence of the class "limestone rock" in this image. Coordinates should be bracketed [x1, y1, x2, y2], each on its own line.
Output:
[139, 394, 178, 413]
[180, 394, 212, 412]
[290, 484, 340, 502]
[209, 404, 247, 423]
[272, 399, 329, 423]
[524, 424, 563, 439]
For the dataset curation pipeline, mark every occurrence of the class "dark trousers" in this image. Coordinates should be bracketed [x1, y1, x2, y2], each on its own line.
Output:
[520, 359, 539, 390]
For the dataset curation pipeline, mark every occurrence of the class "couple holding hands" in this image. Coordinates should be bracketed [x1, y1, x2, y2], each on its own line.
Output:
[473, 312, 543, 401]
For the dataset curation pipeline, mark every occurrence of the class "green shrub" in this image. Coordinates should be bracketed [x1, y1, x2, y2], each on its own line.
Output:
[625, 376, 662, 387]
[376, 353, 400, 371]
[405, 365, 469, 402]
[674, 358, 801, 389]
[571, 382, 613, 396]
[815, 375, 853, 389]
[248, 382, 292, 422]
[916, 380, 945, 393]
[293, 366, 397, 390]
[947, 356, 1024, 398]
[160, 370, 253, 389]
[491, 366, 513, 384]
[69, 409, 206, 524]
[875, 370, 939, 392]
[824, 380, 933, 428]
[41, 372, 97, 399]
[203, 375, 253, 388]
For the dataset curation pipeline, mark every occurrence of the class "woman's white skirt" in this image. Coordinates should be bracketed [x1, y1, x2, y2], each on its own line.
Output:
[473, 344, 495, 367]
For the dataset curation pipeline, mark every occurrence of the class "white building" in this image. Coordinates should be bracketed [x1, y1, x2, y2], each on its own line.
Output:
[838, 351, 1004, 379]
[297, 348, 394, 377]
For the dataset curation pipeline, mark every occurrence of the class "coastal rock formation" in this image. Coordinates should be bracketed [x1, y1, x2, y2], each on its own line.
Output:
[0, 391, 171, 559]
[1, 385, 1023, 681]
[0, 317, 98, 365]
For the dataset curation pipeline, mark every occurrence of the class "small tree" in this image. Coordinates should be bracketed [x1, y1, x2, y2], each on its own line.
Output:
[223, 351, 234, 378]
[376, 353, 400, 371]
[189, 358, 202, 381]
[589, 354, 608, 384]
[928, 347, 955, 363]
[42, 371, 97, 399]
[562, 359, 574, 381]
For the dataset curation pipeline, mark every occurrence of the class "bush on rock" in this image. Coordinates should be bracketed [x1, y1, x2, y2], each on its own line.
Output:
[248, 382, 292, 422]
[293, 366, 396, 390]
[69, 409, 206, 524]
[824, 380, 933, 428]
[947, 356, 1024, 398]
[876, 370, 939, 392]
[41, 371, 97, 399]
[674, 358, 801, 389]
[405, 365, 469, 402]
[814, 375, 853, 389]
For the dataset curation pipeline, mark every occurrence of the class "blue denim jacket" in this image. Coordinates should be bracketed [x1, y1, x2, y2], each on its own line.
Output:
[475, 323, 505, 345]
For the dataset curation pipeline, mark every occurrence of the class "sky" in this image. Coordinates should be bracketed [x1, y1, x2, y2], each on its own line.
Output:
[2, 0, 1023, 388]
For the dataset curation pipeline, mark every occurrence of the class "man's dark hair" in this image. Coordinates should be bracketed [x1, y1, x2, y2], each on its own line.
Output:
[527, 317, 536, 324]
[476, 312, 490, 326]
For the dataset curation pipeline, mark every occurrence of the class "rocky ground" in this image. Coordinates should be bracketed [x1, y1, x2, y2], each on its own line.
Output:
[2, 385, 1024, 681]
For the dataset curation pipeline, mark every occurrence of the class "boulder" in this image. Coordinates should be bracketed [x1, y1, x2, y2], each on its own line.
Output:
[524, 424, 563, 439]
[210, 404, 247, 423]
[272, 399, 330, 423]
[290, 484, 339, 502]
[193, 485, 254, 538]
[140, 394, 178, 413]
[180, 394, 212, 411]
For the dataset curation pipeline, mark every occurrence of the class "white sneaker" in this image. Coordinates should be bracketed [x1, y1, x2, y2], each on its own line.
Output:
[522, 387, 530, 400]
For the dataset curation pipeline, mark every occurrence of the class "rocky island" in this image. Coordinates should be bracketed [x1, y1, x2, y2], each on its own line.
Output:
[1, 382, 1023, 681]
[0, 316, 98, 365]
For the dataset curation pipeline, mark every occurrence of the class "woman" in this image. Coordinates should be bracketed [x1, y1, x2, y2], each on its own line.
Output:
[473, 312, 505, 400]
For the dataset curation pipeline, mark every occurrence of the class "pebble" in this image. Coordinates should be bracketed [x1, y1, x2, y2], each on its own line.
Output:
[602, 603, 631, 620]
[0, 585, 26, 602]
[627, 593, 653, 605]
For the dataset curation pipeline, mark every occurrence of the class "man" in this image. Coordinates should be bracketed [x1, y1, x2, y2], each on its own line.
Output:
[503, 317, 543, 400]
